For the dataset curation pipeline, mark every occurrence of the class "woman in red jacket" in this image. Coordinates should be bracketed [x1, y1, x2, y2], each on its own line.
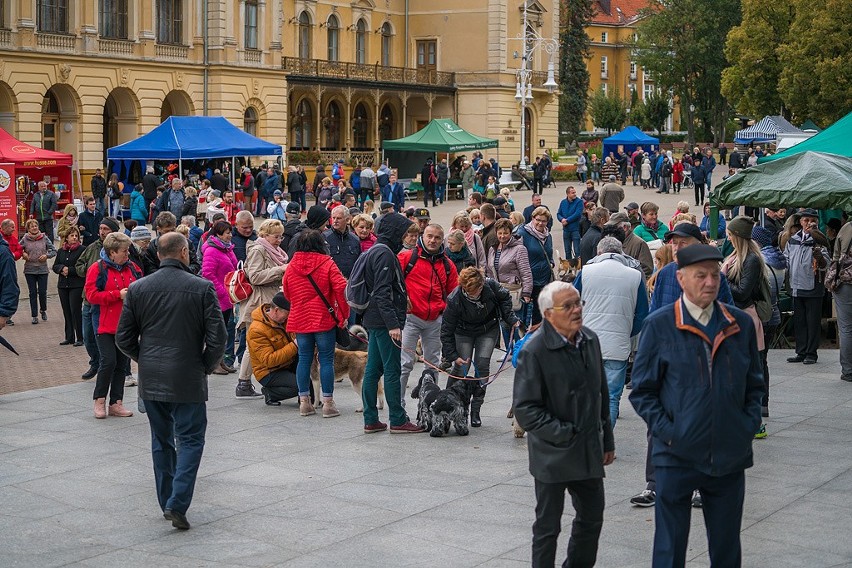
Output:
[84, 232, 141, 419]
[282, 229, 349, 418]
[672, 157, 684, 193]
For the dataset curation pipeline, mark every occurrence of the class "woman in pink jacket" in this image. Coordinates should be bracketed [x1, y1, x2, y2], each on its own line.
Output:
[201, 220, 238, 374]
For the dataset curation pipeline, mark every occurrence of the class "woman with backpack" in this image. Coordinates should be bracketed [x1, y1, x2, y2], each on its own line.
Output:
[201, 221, 238, 374]
[722, 216, 770, 437]
[84, 232, 141, 419]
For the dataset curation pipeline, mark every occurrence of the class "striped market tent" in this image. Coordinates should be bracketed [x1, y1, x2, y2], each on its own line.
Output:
[734, 115, 803, 145]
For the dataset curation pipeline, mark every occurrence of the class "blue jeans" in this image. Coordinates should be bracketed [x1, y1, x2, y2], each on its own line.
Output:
[705, 170, 713, 192]
[144, 400, 207, 515]
[82, 303, 100, 369]
[94, 197, 106, 215]
[436, 183, 446, 202]
[362, 328, 408, 427]
[223, 309, 235, 362]
[603, 359, 628, 428]
[296, 329, 336, 397]
[563, 229, 581, 260]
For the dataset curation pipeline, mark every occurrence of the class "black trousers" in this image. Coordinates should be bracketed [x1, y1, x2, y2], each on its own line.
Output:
[793, 295, 822, 359]
[423, 186, 436, 207]
[94, 333, 127, 404]
[693, 184, 705, 206]
[58, 287, 83, 342]
[38, 219, 54, 241]
[532, 477, 604, 568]
[258, 369, 300, 402]
[25, 273, 48, 317]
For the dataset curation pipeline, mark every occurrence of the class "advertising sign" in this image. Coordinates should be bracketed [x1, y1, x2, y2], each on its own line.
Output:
[0, 163, 17, 233]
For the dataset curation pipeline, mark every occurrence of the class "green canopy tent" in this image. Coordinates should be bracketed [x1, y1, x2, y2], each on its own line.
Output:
[759, 112, 852, 163]
[709, 151, 852, 238]
[382, 118, 499, 153]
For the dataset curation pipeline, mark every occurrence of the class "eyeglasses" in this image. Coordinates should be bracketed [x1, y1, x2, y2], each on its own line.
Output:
[533, 217, 549, 224]
[548, 300, 584, 312]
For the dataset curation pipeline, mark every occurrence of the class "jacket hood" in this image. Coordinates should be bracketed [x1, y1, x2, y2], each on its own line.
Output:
[251, 304, 285, 330]
[503, 235, 523, 249]
[288, 251, 333, 276]
[761, 245, 787, 270]
[585, 251, 641, 271]
[376, 212, 413, 253]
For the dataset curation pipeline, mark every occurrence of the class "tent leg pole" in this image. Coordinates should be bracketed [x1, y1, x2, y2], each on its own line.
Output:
[179, 159, 183, 183]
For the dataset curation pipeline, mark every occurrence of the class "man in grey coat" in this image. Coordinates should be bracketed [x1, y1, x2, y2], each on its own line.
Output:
[30, 181, 58, 240]
[116, 232, 226, 531]
[514, 281, 615, 568]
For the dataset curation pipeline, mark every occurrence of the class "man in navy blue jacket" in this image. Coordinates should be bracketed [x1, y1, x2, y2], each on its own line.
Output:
[630, 244, 764, 568]
[556, 186, 584, 260]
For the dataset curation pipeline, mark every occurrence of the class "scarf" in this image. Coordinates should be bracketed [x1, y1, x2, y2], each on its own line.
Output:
[257, 236, 288, 265]
[208, 235, 233, 252]
[63, 241, 81, 252]
[462, 288, 485, 309]
[462, 227, 476, 247]
[523, 221, 549, 242]
[447, 245, 472, 265]
[66, 214, 78, 225]
[24, 232, 44, 242]
[99, 246, 129, 271]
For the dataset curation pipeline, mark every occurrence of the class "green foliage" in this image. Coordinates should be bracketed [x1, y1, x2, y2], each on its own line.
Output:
[558, 0, 595, 142]
[633, 0, 742, 144]
[720, 0, 793, 118]
[287, 151, 322, 166]
[644, 89, 671, 135]
[777, 0, 852, 126]
[588, 89, 628, 135]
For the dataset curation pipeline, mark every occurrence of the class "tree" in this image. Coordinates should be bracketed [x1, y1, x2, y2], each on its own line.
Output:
[720, 0, 794, 119]
[777, 0, 852, 126]
[588, 88, 627, 134]
[558, 0, 595, 141]
[633, 0, 742, 145]
[643, 89, 671, 135]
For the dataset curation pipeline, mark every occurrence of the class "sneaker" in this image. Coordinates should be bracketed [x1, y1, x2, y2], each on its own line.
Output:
[786, 355, 805, 363]
[299, 396, 316, 416]
[691, 490, 703, 508]
[630, 489, 656, 507]
[235, 381, 263, 399]
[81, 366, 98, 380]
[5, 318, 13, 326]
[107, 400, 133, 417]
[124, 375, 137, 387]
[754, 424, 767, 439]
[363, 421, 388, 434]
[389, 421, 425, 434]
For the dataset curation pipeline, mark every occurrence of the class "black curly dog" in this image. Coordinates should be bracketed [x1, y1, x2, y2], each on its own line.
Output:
[411, 369, 470, 437]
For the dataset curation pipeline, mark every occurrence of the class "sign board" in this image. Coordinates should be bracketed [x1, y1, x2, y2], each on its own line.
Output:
[0, 163, 16, 233]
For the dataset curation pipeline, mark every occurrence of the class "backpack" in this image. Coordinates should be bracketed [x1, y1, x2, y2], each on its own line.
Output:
[332, 163, 342, 181]
[346, 243, 389, 313]
[403, 248, 453, 300]
[225, 261, 253, 304]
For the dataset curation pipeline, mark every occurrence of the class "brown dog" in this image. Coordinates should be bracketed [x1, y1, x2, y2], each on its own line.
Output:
[310, 326, 384, 412]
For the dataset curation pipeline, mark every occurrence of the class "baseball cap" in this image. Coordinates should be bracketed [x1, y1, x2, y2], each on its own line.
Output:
[624, 202, 640, 212]
[285, 201, 300, 215]
[664, 223, 703, 243]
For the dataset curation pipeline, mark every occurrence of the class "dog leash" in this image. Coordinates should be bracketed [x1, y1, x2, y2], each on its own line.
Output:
[391, 336, 514, 386]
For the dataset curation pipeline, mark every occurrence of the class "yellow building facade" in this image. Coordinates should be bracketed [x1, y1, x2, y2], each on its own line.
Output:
[0, 0, 560, 187]
[583, 0, 679, 133]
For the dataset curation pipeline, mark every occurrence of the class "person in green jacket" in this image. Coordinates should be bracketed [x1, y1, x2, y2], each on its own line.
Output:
[632, 202, 669, 242]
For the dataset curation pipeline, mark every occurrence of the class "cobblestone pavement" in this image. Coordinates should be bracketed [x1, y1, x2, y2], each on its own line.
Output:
[1, 348, 851, 567]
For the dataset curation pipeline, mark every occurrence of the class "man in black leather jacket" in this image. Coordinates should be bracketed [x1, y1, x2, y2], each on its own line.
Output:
[116, 232, 226, 531]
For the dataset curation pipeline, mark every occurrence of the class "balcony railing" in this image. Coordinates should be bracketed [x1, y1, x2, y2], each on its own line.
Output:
[0, 29, 11, 45]
[98, 38, 134, 55]
[242, 49, 261, 64]
[156, 43, 189, 60]
[36, 32, 76, 51]
[283, 57, 455, 88]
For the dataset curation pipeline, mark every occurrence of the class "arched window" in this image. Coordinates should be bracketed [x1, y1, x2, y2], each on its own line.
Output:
[324, 101, 341, 149]
[355, 19, 367, 64]
[244, 107, 258, 137]
[379, 104, 394, 143]
[326, 15, 339, 62]
[293, 99, 313, 150]
[381, 22, 392, 66]
[298, 11, 311, 59]
[352, 102, 368, 149]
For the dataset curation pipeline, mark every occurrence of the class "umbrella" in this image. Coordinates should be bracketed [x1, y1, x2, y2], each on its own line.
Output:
[0, 335, 19, 355]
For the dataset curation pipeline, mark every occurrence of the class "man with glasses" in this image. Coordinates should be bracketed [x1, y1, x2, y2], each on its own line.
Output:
[514, 280, 615, 568]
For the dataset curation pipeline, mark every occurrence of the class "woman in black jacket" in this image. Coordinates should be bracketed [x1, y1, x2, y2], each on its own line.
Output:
[441, 267, 519, 426]
[52, 226, 86, 345]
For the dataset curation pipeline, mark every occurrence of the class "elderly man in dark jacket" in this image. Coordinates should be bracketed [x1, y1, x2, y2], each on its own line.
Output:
[359, 212, 423, 434]
[629, 244, 764, 567]
[323, 205, 361, 279]
[514, 280, 615, 568]
[116, 232, 226, 531]
[0, 233, 19, 330]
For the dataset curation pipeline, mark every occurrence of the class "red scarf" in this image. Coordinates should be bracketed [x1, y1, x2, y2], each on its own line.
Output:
[63, 241, 81, 252]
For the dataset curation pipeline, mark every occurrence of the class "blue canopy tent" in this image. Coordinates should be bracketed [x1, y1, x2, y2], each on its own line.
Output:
[107, 116, 282, 190]
[733, 115, 803, 145]
[602, 126, 660, 157]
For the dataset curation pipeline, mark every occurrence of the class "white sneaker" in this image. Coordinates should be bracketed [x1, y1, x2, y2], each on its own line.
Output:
[124, 375, 137, 387]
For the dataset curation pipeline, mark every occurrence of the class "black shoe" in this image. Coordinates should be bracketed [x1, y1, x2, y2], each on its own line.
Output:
[41, 311, 47, 321]
[32, 317, 38, 325]
[786, 355, 805, 363]
[6, 318, 13, 326]
[630, 489, 656, 507]
[842, 375, 852, 383]
[73, 341, 84, 347]
[262, 387, 281, 406]
[60, 340, 73, 345]
[235, 381, 263, 398]
[81, 367, 98, 380]
[803, 357, 817, 365]
[163, 508, 191, 530]
[470, 411, 482, 428]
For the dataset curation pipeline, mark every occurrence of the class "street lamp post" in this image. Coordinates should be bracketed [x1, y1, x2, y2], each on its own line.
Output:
[513, 2, 559, 170]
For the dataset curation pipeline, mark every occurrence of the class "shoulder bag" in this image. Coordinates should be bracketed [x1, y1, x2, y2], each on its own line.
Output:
[307, 273, 350, 348]
[826, 238, 852, 292]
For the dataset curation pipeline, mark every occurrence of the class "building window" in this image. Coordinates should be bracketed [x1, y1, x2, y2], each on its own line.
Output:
[38, 0, 69, 33]
[600, 32, 607, 43]
[298, 11, 311, 59]
[327, 15, 339, 61]
[158, 0, 183, 45]
[293, 99, 312, 149]
[324, 101, 341, 149]
[244, 107, 258, 137]
[600, 56, 608, 78]
[355, 19, 367, 64]
[630, 62, 637, 79]
[352, 102, 368, 148]
[100, 0, 128, 38]
[601, 83, 607, 96]
[417, 40, 436, 71]
[644, 84, 654, 101]
[381, 22, 392, 66]
[245, 0, 258, 50]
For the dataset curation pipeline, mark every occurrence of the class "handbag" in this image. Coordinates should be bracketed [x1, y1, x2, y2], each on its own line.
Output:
[225, 261, 253, 303]
[307, 274, 350, 348]
[826, 238, 852, 292]
[504, 282, 524, 311]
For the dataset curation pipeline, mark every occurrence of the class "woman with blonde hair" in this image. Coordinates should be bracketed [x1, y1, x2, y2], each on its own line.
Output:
[351, 213, 376, 252]
[236, 218, 288, 398]
[451, 212, 485, 268]
[668, 201, 691, 229]
[21, 218, 57, 324]
[57, 204, 80, 245]
[646, 243, 674, 296]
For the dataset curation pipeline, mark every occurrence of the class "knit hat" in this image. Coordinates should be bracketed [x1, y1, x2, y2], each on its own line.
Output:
[130, 226, 153, 242]
[285, 201, 301, 215]
[273, 189, 283, 197]
[606, 212, 630, 226]
[751, 225, 774, 248]
[100, 217, 120, 233]
[306, 205, 331, 229]
[727, 215, 755, 240]
[271, 292, 290, 311]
